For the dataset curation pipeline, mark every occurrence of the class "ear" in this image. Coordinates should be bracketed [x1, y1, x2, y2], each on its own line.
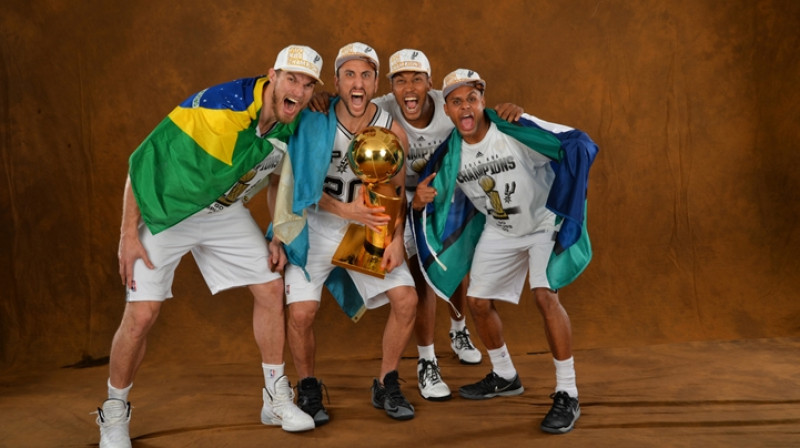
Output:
[268, 68, 277, 83]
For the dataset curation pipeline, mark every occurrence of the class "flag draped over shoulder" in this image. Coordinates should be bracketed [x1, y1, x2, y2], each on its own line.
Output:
[129, 76, 298, 234]
[412, 109, 599, 300]
[266, 98, 367, 321]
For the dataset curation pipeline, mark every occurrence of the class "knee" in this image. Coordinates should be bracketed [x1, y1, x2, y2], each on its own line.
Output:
[467, 297, 492, 318]
[121, 302, 161, 338]
[250, 279, 284, 308]
[390, 287, 418, 317]
[533, 288, 561, 315]
[288, 302, 318, 330]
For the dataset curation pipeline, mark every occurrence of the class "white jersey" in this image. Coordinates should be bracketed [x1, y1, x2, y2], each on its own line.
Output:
[308, 107, 395, 235]
[458, 122, 559, 237]
[373, 90, 453, 201]
[204, 137, 286, 214]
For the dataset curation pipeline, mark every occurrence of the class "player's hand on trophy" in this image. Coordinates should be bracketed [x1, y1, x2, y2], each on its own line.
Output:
[348, 184, 390, 232]
[118, 232, 154, 291]
[308, 91, 334, 113]
[412, 172, 437, 211]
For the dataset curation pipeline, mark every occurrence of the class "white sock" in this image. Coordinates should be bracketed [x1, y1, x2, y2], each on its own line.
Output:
[450, 318, 466, 333]
[107, 378, 132, 401]
[262, 363, 285, 390]
[554, 357, 578, 398]
[488, 345, 517, 380]
[417, 344, 436, 361]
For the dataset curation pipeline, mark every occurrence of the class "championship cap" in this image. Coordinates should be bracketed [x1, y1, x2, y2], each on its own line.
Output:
[386, 49, 431, 79]
[273, 45, 324, 85]
[334, 42, 380, 74]
[442, 68, 486, 99]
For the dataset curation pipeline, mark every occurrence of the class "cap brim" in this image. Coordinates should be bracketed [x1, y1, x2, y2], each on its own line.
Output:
[443, 80, 485, 98]
[386, 68, 429, 79]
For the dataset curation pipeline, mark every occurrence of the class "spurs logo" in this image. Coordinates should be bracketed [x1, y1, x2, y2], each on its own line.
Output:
[504, 181, 516, 203]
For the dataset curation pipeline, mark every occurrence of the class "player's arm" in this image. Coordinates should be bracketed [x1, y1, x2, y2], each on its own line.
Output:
[381, 122, 410, 272]
[318, 190, 390, 233]
[265, 173, 287, 272]
[118, 175, 154, 290]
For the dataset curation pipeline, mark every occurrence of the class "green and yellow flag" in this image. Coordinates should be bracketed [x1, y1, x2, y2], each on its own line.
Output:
[129, 76, 298, 234]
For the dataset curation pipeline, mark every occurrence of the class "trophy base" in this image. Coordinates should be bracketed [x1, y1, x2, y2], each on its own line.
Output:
[331, 224, 387, 279]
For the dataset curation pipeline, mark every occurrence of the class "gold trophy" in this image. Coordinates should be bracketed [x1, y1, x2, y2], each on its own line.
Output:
[331, 126, 405, 278]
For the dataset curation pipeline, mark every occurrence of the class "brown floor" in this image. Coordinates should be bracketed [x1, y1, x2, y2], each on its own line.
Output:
[2, 337, 798, 447]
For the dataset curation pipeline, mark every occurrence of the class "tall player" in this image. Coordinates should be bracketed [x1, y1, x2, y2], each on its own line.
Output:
[94, 45, 324, 448]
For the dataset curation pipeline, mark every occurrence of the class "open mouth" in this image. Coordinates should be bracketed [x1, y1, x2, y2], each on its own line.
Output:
[403, 95, 419, 113]
[283, 97, 298, 115]
[459, 114, 475, 131]
[351, 91, 365, 108]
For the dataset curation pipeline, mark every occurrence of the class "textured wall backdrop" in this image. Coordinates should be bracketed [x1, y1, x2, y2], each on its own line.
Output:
[1, 0, 798, 370]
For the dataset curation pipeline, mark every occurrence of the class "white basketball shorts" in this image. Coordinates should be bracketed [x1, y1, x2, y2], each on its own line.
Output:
[466, 228, 557, 304]
[127, 202, 281, 302]
[284, 222, 414, 310]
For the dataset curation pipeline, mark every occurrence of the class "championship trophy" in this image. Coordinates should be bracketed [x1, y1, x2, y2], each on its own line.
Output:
[331, 126, 405, 278]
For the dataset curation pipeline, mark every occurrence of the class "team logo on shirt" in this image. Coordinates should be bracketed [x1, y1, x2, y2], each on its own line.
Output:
[479, 176, 509, 220]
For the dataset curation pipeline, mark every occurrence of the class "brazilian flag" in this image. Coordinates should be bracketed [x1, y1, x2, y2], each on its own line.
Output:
[129, 76, 298, 234]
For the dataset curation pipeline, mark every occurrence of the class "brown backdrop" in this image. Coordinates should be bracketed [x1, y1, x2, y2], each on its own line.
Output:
[1, 0, 799, 400]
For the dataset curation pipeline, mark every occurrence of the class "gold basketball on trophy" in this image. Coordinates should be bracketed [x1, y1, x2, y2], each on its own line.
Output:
[346, 126, 405, 184]
[332, 126, 406, 279]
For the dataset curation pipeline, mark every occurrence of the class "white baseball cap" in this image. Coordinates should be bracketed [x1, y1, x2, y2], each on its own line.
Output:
[442, 68, 486, 99]
[273, 45, 324, 85]
[334, 42, 380, 74]
[386, 49, 431, 79]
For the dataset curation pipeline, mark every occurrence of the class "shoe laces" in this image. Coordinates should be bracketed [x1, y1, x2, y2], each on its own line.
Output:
[270, 377, 297, 407]
[475, 372, 503, 389]
[418, 359, 444, 386]
[451, 329, 476, 351]
[93, 399, 131, 426]
[548, 391, 575, 417]
[297, 378, 329, 409]
[383, 372, 411, 407]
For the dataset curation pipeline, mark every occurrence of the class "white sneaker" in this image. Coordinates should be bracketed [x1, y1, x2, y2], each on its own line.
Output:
[261, 375, 315, 432]
[95, 398, 132, 448]
[417, 358, 452, 401]
[450, 329, 483, 364]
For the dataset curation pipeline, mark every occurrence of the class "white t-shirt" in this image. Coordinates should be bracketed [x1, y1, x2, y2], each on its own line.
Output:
[204, 137, 286, 214]
[458, 122, 559, 237]
[373, 90, 453, 201]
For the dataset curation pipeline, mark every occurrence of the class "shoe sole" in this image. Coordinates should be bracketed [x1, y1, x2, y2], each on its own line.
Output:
[458, 358, 482, 365]
[420, 390, 453, 402]
[540, 408, 580, 434]
[458, 386, 524, 400]
[385, 406, 415, 420]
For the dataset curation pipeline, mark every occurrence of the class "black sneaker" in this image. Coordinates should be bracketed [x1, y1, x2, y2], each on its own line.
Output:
[297, 377, 330, 427]
[371, 370, 414, 420]
[458, 372, 524, 400]
[540, 391, 580, 434]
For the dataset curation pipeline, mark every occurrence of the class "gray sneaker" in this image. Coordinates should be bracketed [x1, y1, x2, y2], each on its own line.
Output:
[371, 370, 414, 420]
[95, 398, 131, 448]
[540, 391, 580, 434]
